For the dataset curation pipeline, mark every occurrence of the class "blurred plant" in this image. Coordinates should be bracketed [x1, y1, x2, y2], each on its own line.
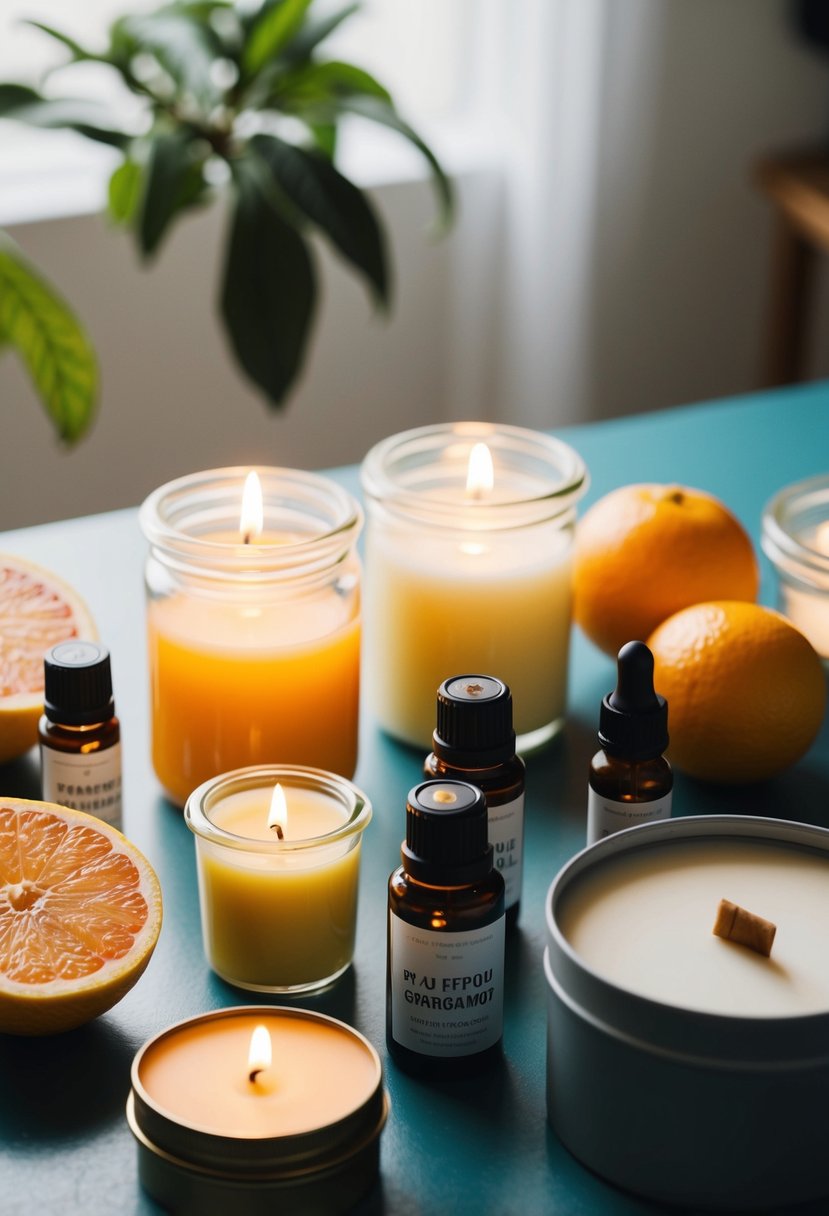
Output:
[0, 0, 452, 424]
[0, 231, 98, 442]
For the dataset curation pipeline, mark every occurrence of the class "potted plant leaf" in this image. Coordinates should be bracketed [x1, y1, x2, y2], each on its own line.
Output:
[0, 0, 452, 430]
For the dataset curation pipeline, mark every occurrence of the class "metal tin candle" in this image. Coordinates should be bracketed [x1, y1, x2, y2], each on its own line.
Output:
[360, 423, 588, 751]
[185, 765, 371, 993]
[127, 1006, 388, 1215]
[139, 467, 362, 806]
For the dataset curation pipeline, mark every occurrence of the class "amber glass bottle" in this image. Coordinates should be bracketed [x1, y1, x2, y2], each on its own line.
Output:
[387, 780, 505, 1079]
[587, 640, 671, 845]
[425, 674, 525, 928]
[39, 641, 122, 827]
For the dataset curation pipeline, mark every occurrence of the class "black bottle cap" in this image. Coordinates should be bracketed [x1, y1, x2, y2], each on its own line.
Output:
[401, 780, 494, 885]
[598, 641, 668, 761]
[43, 641, 115, 726]
[432, 674, 515, 766]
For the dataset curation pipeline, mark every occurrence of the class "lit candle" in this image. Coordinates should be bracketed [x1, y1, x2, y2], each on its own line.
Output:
[185, 766, 371, 992]
[128, 1006, 387, 1214]
[361, 424, 588, 750]
[140, 467, 363, 806]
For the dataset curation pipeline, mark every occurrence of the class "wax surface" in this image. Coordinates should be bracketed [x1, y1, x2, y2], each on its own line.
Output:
[148, 592, 359, 805]
[560, 839, 829, 1016]
[365, 523, 572, 745]
[197, 787, 361, 988]
[138, 1013, 377, 1136]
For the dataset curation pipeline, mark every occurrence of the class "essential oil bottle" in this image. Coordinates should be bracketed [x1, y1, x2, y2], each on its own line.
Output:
[587, 640, 671, 845]
[39, 640, 122, 827]
[424, 674, 525, 927]
[387, 779, 506, 1078]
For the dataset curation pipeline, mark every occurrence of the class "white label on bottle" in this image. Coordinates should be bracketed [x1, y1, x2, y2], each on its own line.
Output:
[389, 912, 505, 1057]
[41, 743, 122, 827]
[489, 793, 524, 910]
[586, 785, 671, 846]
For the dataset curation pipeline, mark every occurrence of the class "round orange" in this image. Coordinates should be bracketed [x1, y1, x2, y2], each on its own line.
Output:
[573, 484, 759, 656]
[648, 601, 826, 783]
[0, 555, 96, 764]
[0, 798, 162, 1034]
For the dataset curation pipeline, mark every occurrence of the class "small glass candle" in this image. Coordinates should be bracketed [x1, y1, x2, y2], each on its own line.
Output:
[360, 422, 588, 751]
[762, 472, 829, 661]
[139, 467, 362, 806]
[185, 766, 371, 993]
[127, 1006, 387, 1215]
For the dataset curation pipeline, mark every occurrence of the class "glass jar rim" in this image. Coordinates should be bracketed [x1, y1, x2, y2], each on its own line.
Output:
[139, 466, 363, 579]
[184, 765, 372, 854]
[360, 422, 588, 529]
[761, 472, 829, 586]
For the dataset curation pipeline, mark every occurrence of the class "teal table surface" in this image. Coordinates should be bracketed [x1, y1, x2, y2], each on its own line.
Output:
[1, 382, 828, 1216]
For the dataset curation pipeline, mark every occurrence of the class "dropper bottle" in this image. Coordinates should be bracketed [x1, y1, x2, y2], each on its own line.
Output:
[587, 640, 671, 845]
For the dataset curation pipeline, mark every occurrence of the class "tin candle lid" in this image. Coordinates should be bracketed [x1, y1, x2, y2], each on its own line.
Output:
[127, 1006, 387, 1214]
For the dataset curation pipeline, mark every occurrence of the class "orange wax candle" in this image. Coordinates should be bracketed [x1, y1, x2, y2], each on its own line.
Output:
[140, 467, 363, 806]
[185, 766, 372, 993]
[127, 1006, 388, 1214]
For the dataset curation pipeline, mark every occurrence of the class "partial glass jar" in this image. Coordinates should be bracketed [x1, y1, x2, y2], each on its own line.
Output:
[139, 467, 363, 806]
[360, 423, 589, 752]
[762, 472, 829, 663]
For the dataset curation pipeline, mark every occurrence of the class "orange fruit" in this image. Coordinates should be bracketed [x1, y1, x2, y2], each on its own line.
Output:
[648, 602, 826, 783]
[0, 555, 96, 764]
[573, 484, 759, 656]
[0, 799, 162, 1034]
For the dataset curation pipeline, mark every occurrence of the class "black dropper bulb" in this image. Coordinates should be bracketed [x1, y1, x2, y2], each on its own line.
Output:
[599, 640, 669, 760]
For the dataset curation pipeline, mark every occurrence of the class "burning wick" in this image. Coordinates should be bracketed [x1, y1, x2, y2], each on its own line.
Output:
[248, 1024, 272, 1084]
[712, 898, 777, 957]
[240, 471, 264, 546]
[465, 442, 494, 501]
[268, 782, 287, 841]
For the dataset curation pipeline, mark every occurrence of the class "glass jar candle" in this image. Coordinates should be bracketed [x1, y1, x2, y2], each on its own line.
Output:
[762, 472, 829, 662]
[139, 467, 362, 806]
[185, 765, 371, 993]
[360, 423, 588, 751]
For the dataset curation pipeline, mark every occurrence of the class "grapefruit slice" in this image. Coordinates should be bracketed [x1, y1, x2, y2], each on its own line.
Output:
[0, 555, 96, 764]
[0, 799, 162, 1034]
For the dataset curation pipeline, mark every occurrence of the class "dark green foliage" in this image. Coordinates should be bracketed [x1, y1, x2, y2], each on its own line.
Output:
[2, 0, 453, 409]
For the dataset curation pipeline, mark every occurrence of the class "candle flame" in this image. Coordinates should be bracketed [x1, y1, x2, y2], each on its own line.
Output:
[465, 443, 494, 499]
[248, 1024, 272, 1083]
[240, 471, 264, 544]
[268, 783, 287, 840]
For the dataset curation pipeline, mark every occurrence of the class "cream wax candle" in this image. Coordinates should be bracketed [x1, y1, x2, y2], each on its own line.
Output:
[545, 816, 829, 1210]
[185, 766, 371, 993]
[127, 1006, 387, 1215]
[140, 468, 362, 806]
[361, 424, 588, 751]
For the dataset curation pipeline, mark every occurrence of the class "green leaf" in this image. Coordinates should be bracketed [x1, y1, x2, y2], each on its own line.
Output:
[0, 238, 97, 444]
[309, 120, 337, 158]
[337, 95, 454, 230]
[282, 3, 360, 64]
[108, 160, 143, 225]
[221, 161, 316, 407]
[0, 85, 129, 148]
[268, 60, 392, 108]
[137, 129, 207, 256]
[113, 8, 224, 108]
[243, 0, 314, 77]
[250, 133, 387, 306]
[24, 20, 98, 63]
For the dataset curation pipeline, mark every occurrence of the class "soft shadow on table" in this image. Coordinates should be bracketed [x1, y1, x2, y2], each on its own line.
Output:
[0, 1018, 140, 1141]
[206, 963, 358, 1027]
[0, 748, 41, 799]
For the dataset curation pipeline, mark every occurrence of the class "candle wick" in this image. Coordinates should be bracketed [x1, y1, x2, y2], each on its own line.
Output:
[249, 1067, 264, 1084]
[243, 531, 252, 545]
[271, 823, 284, 840]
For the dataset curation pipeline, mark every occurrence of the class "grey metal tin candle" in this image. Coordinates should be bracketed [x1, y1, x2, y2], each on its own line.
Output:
[545, 815, 829, 1210]
[127, 1006, 388, 1215]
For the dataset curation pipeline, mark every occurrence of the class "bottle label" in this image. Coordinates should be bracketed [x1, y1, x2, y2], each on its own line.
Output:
[489, 793, 524, 910]
[587, 785, 671, 845]
[41, 744, 122, 828]
[389, 912, 505, 1058]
